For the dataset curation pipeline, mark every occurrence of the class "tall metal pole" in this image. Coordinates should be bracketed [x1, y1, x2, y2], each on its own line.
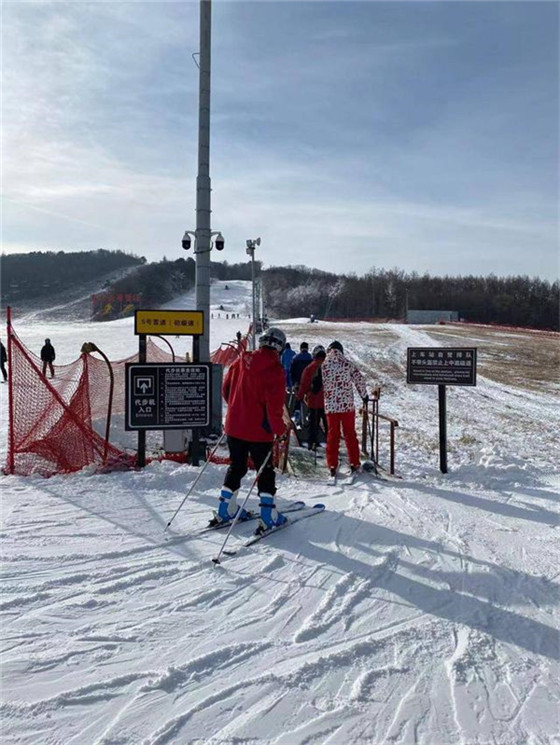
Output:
[251, 250, 256, 349]
[6, 306, 15, 474]
[195, 0, 212, 362]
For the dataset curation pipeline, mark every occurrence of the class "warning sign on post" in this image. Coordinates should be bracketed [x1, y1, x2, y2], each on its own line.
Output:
[134, 309, 204, 336]
[125, 363, 211, 430]
[407, 348, 477, 386]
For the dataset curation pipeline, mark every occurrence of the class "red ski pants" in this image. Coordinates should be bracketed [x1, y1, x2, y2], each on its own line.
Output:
[325, 410, 360, 471]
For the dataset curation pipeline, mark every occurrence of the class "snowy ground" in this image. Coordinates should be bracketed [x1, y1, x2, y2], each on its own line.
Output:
[1, 281, 559, 745]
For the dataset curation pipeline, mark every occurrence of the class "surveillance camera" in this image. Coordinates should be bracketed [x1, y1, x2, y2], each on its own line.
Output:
[246, 239, 252, 249]
[255, 237, 261, 246]
[182, 231, 191, 250]
[215, 233, 225, 251]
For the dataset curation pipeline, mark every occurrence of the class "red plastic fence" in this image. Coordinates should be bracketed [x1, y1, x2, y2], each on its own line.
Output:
[5, 321, 172, 477]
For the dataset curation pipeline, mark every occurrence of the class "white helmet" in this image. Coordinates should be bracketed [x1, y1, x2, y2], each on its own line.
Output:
[258, 327, 286, 353]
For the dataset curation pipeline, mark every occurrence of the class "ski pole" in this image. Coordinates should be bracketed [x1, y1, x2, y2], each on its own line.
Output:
[212, 449, 273, 565]
[164, 432, 227, 532]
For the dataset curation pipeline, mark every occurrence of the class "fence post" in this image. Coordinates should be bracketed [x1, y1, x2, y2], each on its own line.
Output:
[6, 306, 14, 474]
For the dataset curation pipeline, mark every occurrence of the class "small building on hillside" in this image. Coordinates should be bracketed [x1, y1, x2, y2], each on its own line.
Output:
[407, 310, 459, 324]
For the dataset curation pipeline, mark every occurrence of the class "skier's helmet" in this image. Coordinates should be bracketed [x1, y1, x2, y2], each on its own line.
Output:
[328, 340, 343, 353]
[45, 338, 51, 344]
[312, 345, 326, 359]
[258, 327, 286, 353]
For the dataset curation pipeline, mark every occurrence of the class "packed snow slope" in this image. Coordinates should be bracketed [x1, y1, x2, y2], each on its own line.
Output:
[1, 281, 559, 745]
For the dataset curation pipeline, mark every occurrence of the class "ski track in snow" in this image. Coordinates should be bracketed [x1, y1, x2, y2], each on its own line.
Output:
[1, 282, 559, 745]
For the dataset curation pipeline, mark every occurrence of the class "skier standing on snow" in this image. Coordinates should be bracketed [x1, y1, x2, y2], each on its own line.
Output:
[0, 340, 7, 382]
[297, 345, 328, 451]
[321, 340, 368, 482]
[215, 327, 288, 529]
[40, 338, 56, 379]
[281, 342, 296, 390]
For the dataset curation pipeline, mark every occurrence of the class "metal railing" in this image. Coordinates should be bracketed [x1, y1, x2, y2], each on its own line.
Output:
[360, 389, 399, 475]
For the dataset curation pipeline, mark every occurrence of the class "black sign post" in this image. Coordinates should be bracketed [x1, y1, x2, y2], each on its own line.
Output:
[138, 334, 147, 467]
[126, 363, 211, 467]
[407, 347, 477, 473]
[126, 364, 211, 429]
[438, 384, 447, 473]
[133, 309, 205, 467]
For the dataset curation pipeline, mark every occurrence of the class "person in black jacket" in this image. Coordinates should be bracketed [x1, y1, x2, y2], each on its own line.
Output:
[40, 338, 56, 378]
[290, 342, 312, 422]
[0, 340, 7, 382]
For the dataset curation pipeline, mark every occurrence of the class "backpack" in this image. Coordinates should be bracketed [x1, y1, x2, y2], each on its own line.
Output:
[310, 366, 323, 394]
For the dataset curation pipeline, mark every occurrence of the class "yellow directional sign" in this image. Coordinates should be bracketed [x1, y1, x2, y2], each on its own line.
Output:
[135, 309, 204, 336]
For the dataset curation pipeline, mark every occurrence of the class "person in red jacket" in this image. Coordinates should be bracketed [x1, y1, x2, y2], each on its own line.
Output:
[297, 345, 328, 451]
[216, 327, 288, 528]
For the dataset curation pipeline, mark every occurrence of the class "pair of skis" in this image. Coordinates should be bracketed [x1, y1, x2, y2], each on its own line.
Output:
[208, 501, 325, 563]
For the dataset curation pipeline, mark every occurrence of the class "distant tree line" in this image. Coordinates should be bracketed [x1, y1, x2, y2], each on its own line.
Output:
[1, 249, 145, 304]
[262, 266, 559, 331]
[109, 256, 196, 306]
[105, 258, 259, 306]
[210, 259, 262, 281]
[3, 250, 557, 330]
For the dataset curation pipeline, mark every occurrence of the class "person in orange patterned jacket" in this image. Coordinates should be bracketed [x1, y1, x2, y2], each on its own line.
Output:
[215, 327, 288, 529]
[321, 340, 368, 482]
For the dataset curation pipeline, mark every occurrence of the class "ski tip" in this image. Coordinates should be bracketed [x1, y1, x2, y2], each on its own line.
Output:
[313, 503, 326, 509]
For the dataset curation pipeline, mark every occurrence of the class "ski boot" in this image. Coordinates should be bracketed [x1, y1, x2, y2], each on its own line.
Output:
[257, 494, 287, 533]
[327, 468, 337, 486]
[209, 488, 251, 527]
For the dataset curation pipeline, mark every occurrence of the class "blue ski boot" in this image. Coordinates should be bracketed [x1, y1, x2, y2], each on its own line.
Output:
[217, 488, 251, 523]
[258, 494, 287, 530]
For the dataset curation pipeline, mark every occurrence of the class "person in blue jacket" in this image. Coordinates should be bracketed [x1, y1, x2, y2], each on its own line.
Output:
[281, 342, 296, 390]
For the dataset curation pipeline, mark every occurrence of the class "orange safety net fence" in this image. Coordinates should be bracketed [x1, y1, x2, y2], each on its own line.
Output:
[5, 326, 173, 477]
[210, 335, 249, 366]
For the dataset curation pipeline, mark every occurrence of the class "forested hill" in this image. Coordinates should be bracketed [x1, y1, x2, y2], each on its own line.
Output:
[102, 257, 559, 330]
[1, 250, 557, 330]
[263, 265, 559, 331]
[1, 250, 145, 309]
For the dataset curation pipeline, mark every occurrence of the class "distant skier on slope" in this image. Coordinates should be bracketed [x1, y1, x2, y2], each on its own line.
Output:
[40, 338, 56, 379]
[215, 327, 289, 529]
[321, 340, 369, 483]
[297, 345, 328, 451]
[0, 340, 7, 382]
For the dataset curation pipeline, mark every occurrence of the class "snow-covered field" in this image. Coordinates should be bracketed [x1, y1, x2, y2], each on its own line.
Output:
[1, 281, 559, 745]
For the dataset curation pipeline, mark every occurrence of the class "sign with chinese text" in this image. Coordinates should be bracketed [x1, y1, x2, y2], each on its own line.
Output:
[125, 363, 211, 430]
[134, 309, 204, 336]
[407, 347, 477, 386]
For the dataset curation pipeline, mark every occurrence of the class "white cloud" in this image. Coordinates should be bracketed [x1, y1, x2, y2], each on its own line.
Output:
[1, 1, 558, 280]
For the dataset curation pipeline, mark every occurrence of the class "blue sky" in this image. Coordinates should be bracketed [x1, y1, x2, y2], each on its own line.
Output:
[2, 1, 558, 279]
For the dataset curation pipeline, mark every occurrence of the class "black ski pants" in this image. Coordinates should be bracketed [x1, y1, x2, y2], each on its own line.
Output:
[42, 361, 55, 378]
[223, 436, 276, 496]
[307, 407, 328, 449]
